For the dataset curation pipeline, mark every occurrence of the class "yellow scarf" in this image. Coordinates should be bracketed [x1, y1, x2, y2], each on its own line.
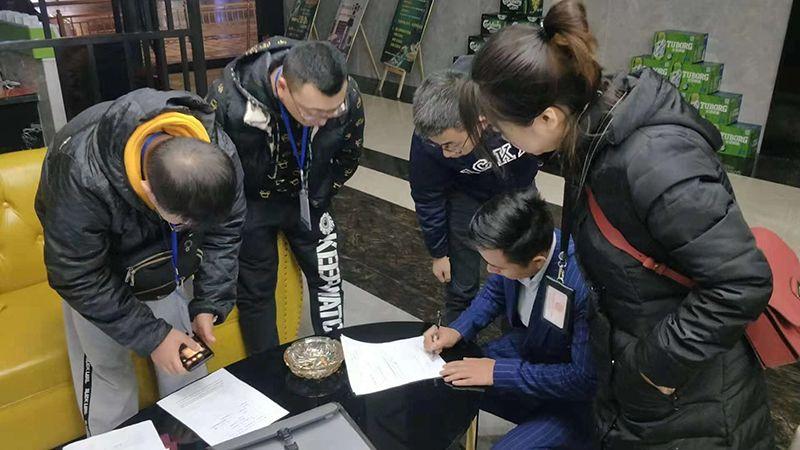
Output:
[124, 112, 210, 209]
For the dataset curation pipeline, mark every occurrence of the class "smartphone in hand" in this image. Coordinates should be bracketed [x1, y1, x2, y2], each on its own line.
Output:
[179, 335, 214, 371]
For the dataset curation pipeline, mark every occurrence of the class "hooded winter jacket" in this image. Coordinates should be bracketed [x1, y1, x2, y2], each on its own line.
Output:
[573, 69, 773, 449]
[206, 36, 364, 207]
[35, 88, 246, 356]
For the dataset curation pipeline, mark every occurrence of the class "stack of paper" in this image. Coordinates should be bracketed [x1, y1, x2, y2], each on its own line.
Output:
[157, 369, 289, 446]
[64, 421, 165, 450]
[341, 335, 446, 395]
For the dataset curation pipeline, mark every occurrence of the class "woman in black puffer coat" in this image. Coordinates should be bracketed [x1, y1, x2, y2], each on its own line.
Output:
[459, 2, 774, 448]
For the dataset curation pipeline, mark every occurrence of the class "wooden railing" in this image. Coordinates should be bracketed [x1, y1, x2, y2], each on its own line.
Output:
[46, 0, 256, 58]
[54, 11, 115, 37]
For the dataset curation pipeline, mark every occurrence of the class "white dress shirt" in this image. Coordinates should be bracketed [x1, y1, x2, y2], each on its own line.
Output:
[516, 232, 557, 327]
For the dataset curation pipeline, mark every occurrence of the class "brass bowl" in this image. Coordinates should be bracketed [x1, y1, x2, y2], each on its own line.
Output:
[283, 336, 344, 380]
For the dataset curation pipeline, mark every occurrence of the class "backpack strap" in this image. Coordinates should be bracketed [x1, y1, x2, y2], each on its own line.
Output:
[586, 187, 696, 289]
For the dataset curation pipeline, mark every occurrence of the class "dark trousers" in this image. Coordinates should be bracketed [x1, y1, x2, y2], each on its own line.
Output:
[443, 192, 483, 325]
[481, 334, 595, 449]
[237, 197, 344, 355]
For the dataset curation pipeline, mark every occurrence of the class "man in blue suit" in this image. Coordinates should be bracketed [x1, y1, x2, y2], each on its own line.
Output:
[424, 188, 596, 449]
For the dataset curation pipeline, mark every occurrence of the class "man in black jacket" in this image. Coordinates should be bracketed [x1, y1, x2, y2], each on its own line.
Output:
[35, 88, 246, 434]
[207, 38, 364, 353]
[410, 64, 539, 324]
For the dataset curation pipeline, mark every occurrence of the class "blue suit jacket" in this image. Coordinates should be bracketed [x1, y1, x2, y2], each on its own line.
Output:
[450, 230, 596, 402]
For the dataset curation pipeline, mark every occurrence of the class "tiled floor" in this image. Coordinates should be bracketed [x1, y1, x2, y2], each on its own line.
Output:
[362, 94, 415, 160]
[296, 280, 420, 339]
[336, 93, 800, 448]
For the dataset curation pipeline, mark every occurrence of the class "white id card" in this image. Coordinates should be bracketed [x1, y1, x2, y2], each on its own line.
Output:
[542, 276, 573, 330]
[299, 187, 312, 231]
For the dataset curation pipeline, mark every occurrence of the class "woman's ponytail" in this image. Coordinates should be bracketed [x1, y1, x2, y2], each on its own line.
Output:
[542, 1, 601, 98]
[458, 78, 484, 156]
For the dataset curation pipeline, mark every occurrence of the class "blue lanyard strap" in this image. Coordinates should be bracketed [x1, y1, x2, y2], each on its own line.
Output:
[145, 134, 181, 287]
[169, 227, 181, 286]
[274, 67, 309, 173]
[140, 132, 165, 180]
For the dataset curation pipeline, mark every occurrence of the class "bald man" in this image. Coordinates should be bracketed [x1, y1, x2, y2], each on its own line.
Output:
[36, 88, 245, 434]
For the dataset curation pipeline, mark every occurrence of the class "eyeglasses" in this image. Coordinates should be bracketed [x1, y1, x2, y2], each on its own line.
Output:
[286, 85, 348, 122]
[428, 135, 471, 156]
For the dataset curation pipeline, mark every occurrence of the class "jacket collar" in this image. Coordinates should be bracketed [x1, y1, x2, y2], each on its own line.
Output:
[506, 229, 569, 321]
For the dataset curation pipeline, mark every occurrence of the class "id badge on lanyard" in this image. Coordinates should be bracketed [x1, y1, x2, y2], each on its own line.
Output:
[541, 179, 579, 334]
[539, 232, 575, 335]
[541, 275, 574, 331]
[298, 170, 312, 231]
[276, 68, 313, 231]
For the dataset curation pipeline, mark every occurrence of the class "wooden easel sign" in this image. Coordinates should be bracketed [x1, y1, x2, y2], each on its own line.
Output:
[286, 0, 321, 41]
[378, 0, 435, 98]
[327, 0, 380, 78]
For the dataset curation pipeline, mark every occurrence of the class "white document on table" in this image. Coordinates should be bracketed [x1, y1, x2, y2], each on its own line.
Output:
[341, 335, 446, 396]
[156, 368, 289, 446]
[64, 420, 165, 450]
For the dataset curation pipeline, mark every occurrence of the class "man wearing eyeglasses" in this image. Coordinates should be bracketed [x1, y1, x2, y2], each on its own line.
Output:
[410, 58, 539, 325]
[208, 38, 364, 354]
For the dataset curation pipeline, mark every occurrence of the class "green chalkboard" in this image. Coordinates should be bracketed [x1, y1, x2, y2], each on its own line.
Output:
[380, 0, 434, 72]
[285, 0, 320, 40]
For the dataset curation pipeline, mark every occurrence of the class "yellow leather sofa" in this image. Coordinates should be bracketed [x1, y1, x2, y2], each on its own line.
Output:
[0, 148, 303, 450]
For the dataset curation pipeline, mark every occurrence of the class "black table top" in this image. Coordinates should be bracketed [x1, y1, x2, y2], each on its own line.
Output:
[122, 321, 484, 450]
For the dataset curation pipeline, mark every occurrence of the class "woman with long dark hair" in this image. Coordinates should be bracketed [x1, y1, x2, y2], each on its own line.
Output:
[460, 1, 774, 448]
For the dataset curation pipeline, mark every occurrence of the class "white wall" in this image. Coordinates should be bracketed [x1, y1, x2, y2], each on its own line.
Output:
[283, 0, 792, 127]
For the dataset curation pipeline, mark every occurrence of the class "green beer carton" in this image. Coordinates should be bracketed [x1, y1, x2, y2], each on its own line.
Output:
[718, 153, 755, 176]
[509, 14, 542, 27]
[630, 56, 682, 87]
[527, 0, 544, 17]
[468, 35, 486, 55]
[678, 62, 723, 94]
[666, 61, 684, 88]
[500, 0, 525, 14]
[481, 14, 509, 36]
[500, 0, 543, 17]
[630, 55, 646, 72]
[630, 55, 665, 76]
[652, 30, 708, 63]
[684, 92, 742, 125]
[717, 122, 762, 158]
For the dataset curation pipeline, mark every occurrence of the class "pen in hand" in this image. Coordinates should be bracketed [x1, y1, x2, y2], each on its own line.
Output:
[432, 310, 442, 347]
[423, 310, 441, 357]
[425, 311, 461, 356]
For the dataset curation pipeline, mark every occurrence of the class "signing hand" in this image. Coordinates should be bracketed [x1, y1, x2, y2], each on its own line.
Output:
[423, 325, 461, 354]
[432, 257, 451, 283]
[441, 358, 495, 386]
[151, 329, 201, 375]
[192, 313, 217, 345]
[641, 372, 676, 396]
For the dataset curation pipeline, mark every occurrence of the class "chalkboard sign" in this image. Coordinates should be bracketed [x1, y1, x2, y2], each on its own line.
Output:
[328, 0, 370, 56]
[285, 0, 320, 40]
[380, 0, 434, 72]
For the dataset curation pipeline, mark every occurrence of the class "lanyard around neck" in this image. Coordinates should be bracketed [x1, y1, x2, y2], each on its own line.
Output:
[274, 67, 309, 173]
[141, 133, 181, 286]
[140, 132, 166, 180]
